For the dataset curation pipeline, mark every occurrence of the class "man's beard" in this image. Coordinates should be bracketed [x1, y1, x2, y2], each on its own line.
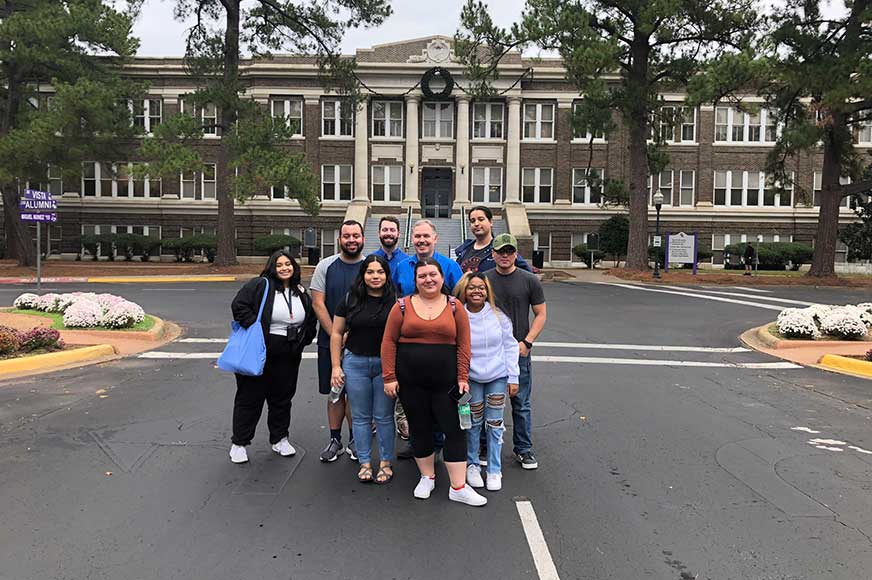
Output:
[380, 235, 398, 250]
[341, 242, 363, 258]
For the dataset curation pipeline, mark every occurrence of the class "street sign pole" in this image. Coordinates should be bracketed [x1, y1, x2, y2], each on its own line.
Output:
[36, 221, 41, 290]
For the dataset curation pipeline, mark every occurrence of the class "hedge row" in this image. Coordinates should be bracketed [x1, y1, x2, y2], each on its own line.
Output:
[724, 242, 813, 270]
[80, 233, 301, 262]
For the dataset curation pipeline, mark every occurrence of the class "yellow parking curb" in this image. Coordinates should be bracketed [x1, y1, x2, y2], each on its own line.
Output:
[818, 354, 872, 379]
[0, 344, 117, 376]
[87, 276, 237, 283]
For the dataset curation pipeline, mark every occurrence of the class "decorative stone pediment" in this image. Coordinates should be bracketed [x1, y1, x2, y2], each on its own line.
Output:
[408, 38, 456, 64]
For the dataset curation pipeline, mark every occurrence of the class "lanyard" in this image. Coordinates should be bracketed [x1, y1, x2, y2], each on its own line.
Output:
[280, 288, 294, 321]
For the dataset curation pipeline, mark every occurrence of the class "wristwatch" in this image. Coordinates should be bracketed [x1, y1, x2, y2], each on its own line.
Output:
[521, 339, 533, 349]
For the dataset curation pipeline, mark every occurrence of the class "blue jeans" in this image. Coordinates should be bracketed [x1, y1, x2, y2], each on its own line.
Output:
[466, 377, 507, 474]
[343, 352, 395, 464]
[512, 355, 533, 454]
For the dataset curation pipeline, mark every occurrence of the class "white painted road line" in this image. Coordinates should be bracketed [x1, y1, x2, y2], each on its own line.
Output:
[178, 338, 228, 343]
[138, 351, 801, 369]
[516, 500, 561, 580]
[661, 286, 817, 306]
[536, 342, 750, 353]
[597, 283, 784, 311]
[730, 286, 773, 293]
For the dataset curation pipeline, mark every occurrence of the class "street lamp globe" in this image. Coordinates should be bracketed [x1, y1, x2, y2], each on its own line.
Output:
[653, 190, 664, 208]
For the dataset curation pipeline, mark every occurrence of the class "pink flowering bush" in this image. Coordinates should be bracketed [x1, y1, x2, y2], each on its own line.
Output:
[0, 325, 20, 355]
[35, 293, 63, 312]
[94, 293, 125, 310]
[63, 300, 105, 328]
[13, 293, 39, 309]
[17, 327, 64, 352]
[102, 301, 145, 329]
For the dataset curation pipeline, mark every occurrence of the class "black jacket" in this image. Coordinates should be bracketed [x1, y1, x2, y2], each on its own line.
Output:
[231, 277, 317, 352]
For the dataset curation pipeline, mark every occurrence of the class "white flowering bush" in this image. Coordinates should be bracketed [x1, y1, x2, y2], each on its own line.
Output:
[13, 293, 39, 309]
[14, 291, 146, 329]
[820, 308, 869, 340]
[102, 301, 145, 329]
[62, 300, 105, 328]
[804, 304, 833, 324]
[777, 309, 821, 339]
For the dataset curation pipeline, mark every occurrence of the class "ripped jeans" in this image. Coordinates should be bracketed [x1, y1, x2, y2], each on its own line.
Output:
[465, 377, 507, 475]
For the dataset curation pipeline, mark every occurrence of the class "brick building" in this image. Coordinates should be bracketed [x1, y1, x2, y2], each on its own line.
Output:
[24, 36, 871, 266]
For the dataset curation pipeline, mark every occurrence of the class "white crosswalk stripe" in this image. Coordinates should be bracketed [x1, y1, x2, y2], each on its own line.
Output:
[596, 282, 785, 311]
[659, 286, 817, 306]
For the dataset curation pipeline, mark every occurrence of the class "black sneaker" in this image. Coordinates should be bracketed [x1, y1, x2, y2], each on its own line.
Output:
[319, 438, 344, 462]
[396, 439, 415, 460]
[347, 440, 358, 461]
[514, 451, 538, 470]
[479, 442, 488, 467]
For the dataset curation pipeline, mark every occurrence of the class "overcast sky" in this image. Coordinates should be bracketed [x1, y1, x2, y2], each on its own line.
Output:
[131, 0, 529, 57]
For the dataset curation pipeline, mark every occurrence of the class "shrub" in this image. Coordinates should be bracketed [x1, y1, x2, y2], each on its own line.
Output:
[598, 215, 629, 265]
[820, 308, 869, 340]
[13, 293, 40, 309]
[81, 234, 100, 261]
[63, 300, 105, 328]
[0, 326, 21, 355]
[572, 244, 605, 268]
[254, 234, 302, 255]
[724, 242, 813, 270]
[17, 328, 63, 352]
[777, 309, 820, 339]
[94, 293, 124, 310]
[35, 293, 62, 312]
[102, 301, 145, 329]
[647, 245, 713, 268]
[55, 293, 78, 313]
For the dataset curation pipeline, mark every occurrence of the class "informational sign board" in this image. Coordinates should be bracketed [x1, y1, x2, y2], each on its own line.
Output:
[303, 226, 317, 247]
[665, 232, 699, 275]
[20, 212, 58, 222]
[20, 189, 57, 290]
[20, 198, 58, 211]
[653, 235, 662, 248]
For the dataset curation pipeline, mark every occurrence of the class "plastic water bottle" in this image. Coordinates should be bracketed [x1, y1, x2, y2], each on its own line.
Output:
[458, 402, 472, 430]
[329, 384, 343, 404]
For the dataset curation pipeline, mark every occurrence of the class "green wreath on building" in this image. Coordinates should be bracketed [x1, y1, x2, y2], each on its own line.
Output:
[420, 67, 454, 99]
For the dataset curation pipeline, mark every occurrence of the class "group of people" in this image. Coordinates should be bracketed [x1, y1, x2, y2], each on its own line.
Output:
[227, 206, 547, 507]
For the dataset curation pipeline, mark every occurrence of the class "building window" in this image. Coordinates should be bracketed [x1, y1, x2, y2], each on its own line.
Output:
[658, 106, 695, 143]
[572, 168, 603, 205]
[522, 168, 553, 204]
[523, 103, 554, 140]
[270, 185, 288, 199]
[571, 102, 606, 141]
[37, 165, 63, 196]
[648, 170, 674, 205]
[132, 98, 162, 133]
[82, 162, 113, 197]
[202, 164, 216, 199]
[321, 228, 336, 258]
[812, 172, 854, 208]
[713, 171, 793, 207]
[113, 162, 161, 198]
[422, 102, 453, 139]
[181, 99, 218, 136]
[532, 231, 551, 263]
[181, 171, 196, 199]
[853, 119, 872, 145]
[570, 233, 590, 263]
[471, 167, 503, 204]
[322, 99, 353, 137]
[271, 98, 303, 136]
[679, 170, 695, 206]
[372, 101, 403, 138]
[473, 102, 504, 139]
[714, 107, 778, 143]
[322, 164, 352, 201]
[372, 165, 403, 202]
[179, 165, 216, 200]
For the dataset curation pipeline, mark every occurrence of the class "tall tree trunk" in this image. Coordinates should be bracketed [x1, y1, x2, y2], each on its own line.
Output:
[808, 137, 842, 277]
[214, 1, 241, 267]
[624, 39, 651, 271]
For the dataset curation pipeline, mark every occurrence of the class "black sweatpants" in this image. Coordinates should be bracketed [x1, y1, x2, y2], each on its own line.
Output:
[232, 334, 302, 446]
[396, 343, 466, 462]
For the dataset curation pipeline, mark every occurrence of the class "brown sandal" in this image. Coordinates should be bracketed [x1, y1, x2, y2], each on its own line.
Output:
[375, 463, 393, 484]
[357, 464, 373, 483]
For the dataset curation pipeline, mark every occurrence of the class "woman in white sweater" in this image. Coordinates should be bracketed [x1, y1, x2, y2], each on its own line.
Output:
[454, 272, 519, 491]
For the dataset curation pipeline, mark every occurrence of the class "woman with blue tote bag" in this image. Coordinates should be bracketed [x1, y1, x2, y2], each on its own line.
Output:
[227, 250, 316, 464]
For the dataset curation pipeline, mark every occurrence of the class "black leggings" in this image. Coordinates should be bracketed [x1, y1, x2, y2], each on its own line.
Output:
[232, 334, 302, 446]
[396, 343, 465, 462]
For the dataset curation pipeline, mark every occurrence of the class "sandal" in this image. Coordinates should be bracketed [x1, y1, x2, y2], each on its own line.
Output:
[375, 463, 393, 485]
[357, 464, 373, 483]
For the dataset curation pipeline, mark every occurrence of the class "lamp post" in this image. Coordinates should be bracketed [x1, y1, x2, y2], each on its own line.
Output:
[653, 190, 664, 279]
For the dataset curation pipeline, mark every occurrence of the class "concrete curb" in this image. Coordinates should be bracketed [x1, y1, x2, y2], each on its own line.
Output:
[752, 324, 872, 350]
[819, 354, 872, 379]
[88, 276, 238, 283]
[59, 315, 168, 343]
[0, 344, 116, 377]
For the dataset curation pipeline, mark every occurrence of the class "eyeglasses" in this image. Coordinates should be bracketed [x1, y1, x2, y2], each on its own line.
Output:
[495, 248, 516, 256]
[467, 285, 487, 293]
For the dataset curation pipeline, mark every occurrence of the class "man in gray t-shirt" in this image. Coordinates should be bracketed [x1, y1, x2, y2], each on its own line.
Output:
[485, 233, 547, 470]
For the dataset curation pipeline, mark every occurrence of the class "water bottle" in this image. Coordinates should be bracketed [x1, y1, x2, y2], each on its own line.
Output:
[329, 384, 343, 404]
[457, 391, 472, 430]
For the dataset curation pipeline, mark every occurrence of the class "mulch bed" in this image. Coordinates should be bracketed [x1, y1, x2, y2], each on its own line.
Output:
[610, 268, 872, 287]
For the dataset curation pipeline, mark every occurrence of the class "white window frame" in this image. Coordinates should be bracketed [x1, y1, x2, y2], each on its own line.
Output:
[201, 163, 217, 199]
[422, 102, 454, 139]
[38, 165, 63, 197]
[179, 165, 216, 201]
[570, 233, 590, 263]
[571, 102, 606, 142]
[648, 170, 674, 205]
[523, 103, 555, 141]
[131, 98, 162, 134]
[322, 99, 353, 137]
[82, 161, 114, 197]
[532, 231, 552, 264]
[113, 162, 161, 198]
[471, 166, 503, 204]
[522, 167, 553, 204]
[372, 100, 404, 139]
[657, 105, 696, 144]
[321, 164, 353, 201]
[713, 170, 794, 207]
[321, 228, 336, 258]
[371, 165, 403, 203]
[678, 170, 695, 206]
[571, 168, 604, 205]
[855, 118, 872, 145]
[180, 99, 219, 138]
[270, 97, 303, 137]
[812, 172, 853, 208]
[714, 106, 779, 144]
[270, 184, 288, 200]
[472, 102, 504, 139]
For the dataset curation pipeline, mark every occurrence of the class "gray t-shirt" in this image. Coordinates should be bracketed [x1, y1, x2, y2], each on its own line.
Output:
[485, 268, 545, 342]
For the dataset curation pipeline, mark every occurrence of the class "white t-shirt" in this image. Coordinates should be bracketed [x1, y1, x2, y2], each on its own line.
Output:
[269, 288, 305, 336]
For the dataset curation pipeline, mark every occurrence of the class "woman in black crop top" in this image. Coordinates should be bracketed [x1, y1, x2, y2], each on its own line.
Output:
[330, 255, 397, 484]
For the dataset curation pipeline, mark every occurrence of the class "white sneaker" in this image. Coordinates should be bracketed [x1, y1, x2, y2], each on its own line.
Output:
[449, 484, 488, 506]
[486, 472, 502, 491]
[229, 444, 248, 464]
[414, 476, 436, 499]
[271, 437, 296, 457]
[466, 464, 484, 488]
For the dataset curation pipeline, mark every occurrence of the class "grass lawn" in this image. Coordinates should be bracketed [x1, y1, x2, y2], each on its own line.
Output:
[10, 309, 156, 332]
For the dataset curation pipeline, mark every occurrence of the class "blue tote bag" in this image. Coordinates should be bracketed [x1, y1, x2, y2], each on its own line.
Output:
[217, 277, 269, 376]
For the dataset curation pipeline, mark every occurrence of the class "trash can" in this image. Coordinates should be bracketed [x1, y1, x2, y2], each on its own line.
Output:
[532, 250, 545, 269]
[307, 247, 320, 265]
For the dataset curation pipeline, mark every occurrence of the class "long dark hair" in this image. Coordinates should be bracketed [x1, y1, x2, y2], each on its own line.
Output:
[413, 256, 450, 296]
[260, 250, 302, 295]
[344, 254, 396, 324]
